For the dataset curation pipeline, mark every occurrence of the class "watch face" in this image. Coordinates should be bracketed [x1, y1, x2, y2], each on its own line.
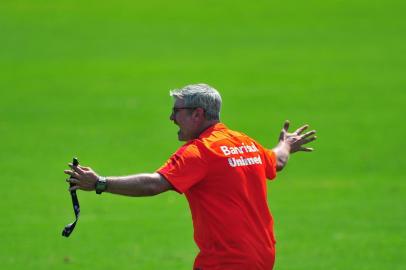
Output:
[96, 179, 107, 194]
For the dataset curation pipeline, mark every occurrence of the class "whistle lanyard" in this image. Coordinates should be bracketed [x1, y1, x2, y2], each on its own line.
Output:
[62, 158, 80, 237]
[62, 184, 80, 237]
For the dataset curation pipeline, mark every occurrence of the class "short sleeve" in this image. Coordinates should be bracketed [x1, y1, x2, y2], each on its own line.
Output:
[264, 149, 277, 180]
[157, 142, 208, 193]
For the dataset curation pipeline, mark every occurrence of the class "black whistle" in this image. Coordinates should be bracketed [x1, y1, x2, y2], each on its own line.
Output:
[68, 157, 79, 188]
[73, 157, 79, 167]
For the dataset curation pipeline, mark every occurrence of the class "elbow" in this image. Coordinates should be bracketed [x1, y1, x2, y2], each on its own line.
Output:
[276, 160, 286, 172]
[148, 185, 172, 196]
[139, 183, 162, 196]
[147, 185, 164, 196]
[142, 173, 173, 196]
[276, 163, 284, 172]
[276, 156, 288, 172]
[272, 145, 290, 172]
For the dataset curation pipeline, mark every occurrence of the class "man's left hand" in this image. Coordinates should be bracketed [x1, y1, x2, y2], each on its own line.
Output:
[278, 120, 317, 153]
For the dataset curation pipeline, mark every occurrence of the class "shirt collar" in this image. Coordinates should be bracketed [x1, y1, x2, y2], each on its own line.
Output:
[198, 122, 227, 139]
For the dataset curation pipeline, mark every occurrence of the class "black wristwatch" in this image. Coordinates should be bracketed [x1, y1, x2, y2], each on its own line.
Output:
[95, 176, 108, 194]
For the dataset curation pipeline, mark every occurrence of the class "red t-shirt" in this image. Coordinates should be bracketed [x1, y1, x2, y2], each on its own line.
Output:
[157, 123, 277, 270]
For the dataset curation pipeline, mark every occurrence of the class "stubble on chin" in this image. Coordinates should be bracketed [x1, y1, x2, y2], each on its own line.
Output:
[177, 130, 184, 141]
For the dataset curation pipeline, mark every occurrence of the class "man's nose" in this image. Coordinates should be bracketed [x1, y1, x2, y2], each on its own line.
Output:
[169, 112, 174, 121]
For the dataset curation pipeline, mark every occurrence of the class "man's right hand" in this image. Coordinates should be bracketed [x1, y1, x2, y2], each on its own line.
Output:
[64, 164, 100, 191]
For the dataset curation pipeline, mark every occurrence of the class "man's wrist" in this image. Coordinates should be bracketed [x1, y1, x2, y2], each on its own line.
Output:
[275, 141, 291, 154]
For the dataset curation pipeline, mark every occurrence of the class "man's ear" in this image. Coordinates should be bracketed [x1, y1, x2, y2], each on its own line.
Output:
[193, 108, 205, 121]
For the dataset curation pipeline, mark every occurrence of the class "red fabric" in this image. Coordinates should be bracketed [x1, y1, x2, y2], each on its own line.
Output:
[157, 123, 277, 270]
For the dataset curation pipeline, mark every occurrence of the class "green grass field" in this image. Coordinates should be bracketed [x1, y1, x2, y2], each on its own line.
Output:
[1, 0, 405, 269]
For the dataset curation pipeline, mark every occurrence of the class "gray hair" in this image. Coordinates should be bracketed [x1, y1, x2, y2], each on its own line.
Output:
[170, 83, 222, 120]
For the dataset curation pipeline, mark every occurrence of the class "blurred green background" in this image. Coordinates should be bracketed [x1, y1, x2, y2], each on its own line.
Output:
[0, 0, 405, 269]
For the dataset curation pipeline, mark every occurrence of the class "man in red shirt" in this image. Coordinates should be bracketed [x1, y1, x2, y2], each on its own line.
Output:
[65, 83, 316, 270]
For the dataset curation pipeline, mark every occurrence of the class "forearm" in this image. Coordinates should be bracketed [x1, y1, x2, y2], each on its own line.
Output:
[105, 173, 171, 197]
[272, 142, 291, 171]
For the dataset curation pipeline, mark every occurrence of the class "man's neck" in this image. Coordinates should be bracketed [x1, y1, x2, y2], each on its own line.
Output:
[195, 120, 220, 139]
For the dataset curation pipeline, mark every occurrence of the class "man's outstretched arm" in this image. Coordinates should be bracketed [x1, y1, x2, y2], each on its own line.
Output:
[272, 120, 317, 171]
[64, 166, 173, 196]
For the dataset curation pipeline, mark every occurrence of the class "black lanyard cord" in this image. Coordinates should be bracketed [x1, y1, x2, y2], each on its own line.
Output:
[62, 158, 80, 237]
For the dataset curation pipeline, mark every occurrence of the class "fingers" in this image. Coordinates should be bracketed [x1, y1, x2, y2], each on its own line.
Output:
[283, 122, 317, 153]
[301, 130, 316, 139]
[300, 147, 314, 152]
[297, 135, 317, 152]
[66, 177, 79, 184]
[295, 124, 309, 135]
[283, 120, 290, 132]
[69, 185, 80, 191]
[301, 135, 317, 144]
[68, 163, 86, 174]
[278, 129, 285, 142]
[300, 136, 317, 145]
[64, 170, 80, 179]
[78, 165, 90, 171]
[64, 163, 93, 192]
[278, 120, 290, 142]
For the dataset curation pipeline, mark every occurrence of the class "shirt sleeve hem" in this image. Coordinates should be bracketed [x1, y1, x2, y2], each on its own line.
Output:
[156, 171, 184, 194]
[267, 149, 278, 181]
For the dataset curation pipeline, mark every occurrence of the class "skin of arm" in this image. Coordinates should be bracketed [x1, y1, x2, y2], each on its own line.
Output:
[272, 141, 291, 172]
[271, 120, 317, 172]
[64, 166, 173, 196]
[105, 173, 173, 196]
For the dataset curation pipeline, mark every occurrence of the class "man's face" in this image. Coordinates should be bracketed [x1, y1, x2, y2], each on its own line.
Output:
[170, 99, 198, 141]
